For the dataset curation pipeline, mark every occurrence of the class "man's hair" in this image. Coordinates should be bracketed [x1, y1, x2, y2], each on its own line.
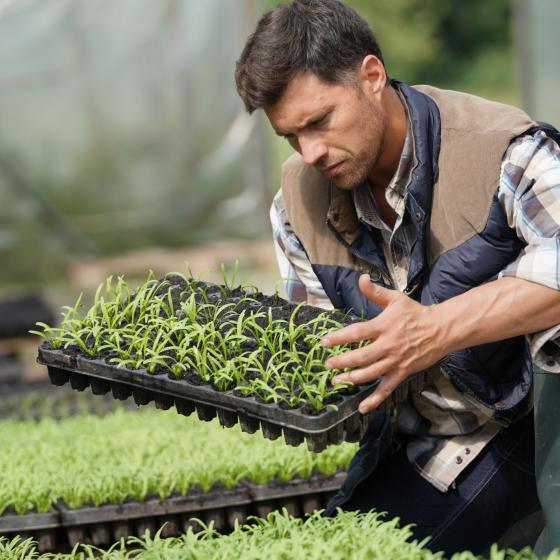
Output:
[235, 0, 385, 113]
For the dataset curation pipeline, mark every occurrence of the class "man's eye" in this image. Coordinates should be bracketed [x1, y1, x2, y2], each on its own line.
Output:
[311, 116, 327, 129]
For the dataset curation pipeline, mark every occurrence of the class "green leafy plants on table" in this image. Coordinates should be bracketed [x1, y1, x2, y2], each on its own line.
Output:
[0, 409, 357, 516]
[1, 510, 557, 560]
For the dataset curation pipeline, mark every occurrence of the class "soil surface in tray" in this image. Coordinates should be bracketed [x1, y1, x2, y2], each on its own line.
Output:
[38, 274, 364, 416]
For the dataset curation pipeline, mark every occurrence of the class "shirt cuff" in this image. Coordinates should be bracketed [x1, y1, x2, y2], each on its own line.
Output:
[499, 242, 560, 372]
[527, 325, 560, 373]
[499, 237, 560, 292]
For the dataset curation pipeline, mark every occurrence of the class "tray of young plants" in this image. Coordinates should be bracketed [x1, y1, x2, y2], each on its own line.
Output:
[34, 271, 435, 452]
[0, 408, 357, 551]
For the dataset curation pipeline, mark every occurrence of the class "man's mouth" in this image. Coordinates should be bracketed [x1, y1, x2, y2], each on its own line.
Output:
[323, 161, 345, 178]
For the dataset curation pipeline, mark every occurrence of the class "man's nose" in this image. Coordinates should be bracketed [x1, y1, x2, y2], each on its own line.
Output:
[299, 135, 328, 166]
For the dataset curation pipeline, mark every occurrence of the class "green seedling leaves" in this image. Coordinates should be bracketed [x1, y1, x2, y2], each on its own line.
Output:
[36, 271, 361, 414]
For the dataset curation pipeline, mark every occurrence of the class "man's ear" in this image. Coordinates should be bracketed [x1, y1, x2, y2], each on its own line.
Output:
[358, 55, 386, 98]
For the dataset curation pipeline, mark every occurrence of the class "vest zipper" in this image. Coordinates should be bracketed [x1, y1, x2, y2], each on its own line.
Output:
[368, 266, 394, 289]
[404, 280, 421, 297]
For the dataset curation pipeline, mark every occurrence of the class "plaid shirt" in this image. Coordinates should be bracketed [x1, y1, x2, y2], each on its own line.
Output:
[270, 115, 560, 491]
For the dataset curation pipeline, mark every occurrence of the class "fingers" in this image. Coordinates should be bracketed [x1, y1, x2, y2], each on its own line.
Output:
[321, 275, 401, 349]
[321, 320, 379, 348]
[358, 274, 399, 308]
[325, 342, 382, 371]
[332, 358, 391, 386]
[357, 373, 405, 414]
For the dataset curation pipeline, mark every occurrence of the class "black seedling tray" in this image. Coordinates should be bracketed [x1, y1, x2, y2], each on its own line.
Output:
[58, 473, 346, 547]
[0, 474, 346, 551]
[58, 475, 346, 547]
[38, 346, 436, 452]
[247, 472, 346, 519]
[57, 486, 252, 546]
[0, 510, 59, 552]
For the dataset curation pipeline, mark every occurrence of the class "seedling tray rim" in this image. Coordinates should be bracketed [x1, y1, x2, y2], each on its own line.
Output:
[57, 487, 252, 526]
[247, 472, 346, 501]
[38, 346, 377, 434]
[0, 510, 59, 533]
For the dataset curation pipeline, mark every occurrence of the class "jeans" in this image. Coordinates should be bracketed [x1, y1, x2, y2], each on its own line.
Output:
[336, 412, 540, 556]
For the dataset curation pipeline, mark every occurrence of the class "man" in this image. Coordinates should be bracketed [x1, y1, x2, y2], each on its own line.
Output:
[235, 0, 560, 554]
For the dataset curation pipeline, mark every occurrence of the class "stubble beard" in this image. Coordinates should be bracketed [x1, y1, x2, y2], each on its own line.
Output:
[331, 100, 387, 191]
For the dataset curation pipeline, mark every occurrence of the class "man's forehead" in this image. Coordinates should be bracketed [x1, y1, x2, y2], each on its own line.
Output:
[265, 72, 340, 133]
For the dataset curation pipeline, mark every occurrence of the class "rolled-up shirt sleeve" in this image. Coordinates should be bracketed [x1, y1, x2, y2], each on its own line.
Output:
[498, 130, 560, 372]
[269, 190, 333, 309]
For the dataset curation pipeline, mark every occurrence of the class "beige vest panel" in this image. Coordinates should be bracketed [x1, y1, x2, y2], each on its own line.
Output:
[281, 154, 369, 272]
[416, 85, 535, 263]
[282, 86, 535, 269]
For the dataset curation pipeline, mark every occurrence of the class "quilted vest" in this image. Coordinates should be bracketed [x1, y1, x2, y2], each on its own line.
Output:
[281, 81, 545, 419]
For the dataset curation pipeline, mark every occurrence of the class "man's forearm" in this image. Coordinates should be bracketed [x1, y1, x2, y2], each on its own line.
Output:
[435, 276, 560, 355]
[323, 274, 560, 412]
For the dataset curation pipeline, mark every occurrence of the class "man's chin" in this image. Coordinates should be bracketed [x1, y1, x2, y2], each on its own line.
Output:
[330, 173, 363, 191]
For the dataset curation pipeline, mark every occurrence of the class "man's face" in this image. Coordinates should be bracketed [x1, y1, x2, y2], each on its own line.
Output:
[265, 71, 387, 190]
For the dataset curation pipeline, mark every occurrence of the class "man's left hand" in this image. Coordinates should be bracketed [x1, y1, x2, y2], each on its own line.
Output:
[322, 274, 448, 413]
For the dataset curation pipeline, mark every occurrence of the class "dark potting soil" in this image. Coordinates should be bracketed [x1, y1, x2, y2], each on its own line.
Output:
[278, 400, 302, 411]
[61, 343, 81, 357]
[185, 371, 204, 386]
[301, 402, 321, 416]
[239, 340, 259, 353]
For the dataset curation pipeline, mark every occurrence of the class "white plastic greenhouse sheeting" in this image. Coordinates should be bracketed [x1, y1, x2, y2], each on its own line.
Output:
[0, 0, 269, 273]
[514, 0, 560, 127]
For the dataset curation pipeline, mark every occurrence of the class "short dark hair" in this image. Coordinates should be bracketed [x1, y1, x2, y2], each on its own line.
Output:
[235, 0, 385, 113]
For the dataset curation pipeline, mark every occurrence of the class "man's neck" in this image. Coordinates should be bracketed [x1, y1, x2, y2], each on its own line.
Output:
[368, 86, 408, 189]
[369, 182, 398, 230]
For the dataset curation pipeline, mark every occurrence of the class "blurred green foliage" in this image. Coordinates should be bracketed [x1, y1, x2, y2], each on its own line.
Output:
[0, 0, 517, 288]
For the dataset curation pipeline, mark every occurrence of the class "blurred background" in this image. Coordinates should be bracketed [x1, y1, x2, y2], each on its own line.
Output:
[0, 0, 558, 382]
